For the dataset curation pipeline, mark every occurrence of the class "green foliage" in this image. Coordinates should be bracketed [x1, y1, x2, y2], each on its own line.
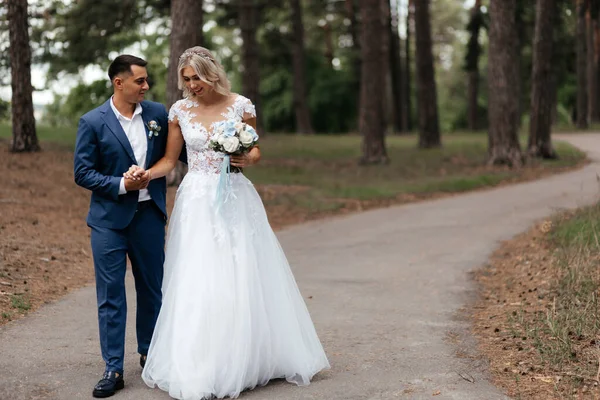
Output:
[31, 0, 165, 79]
[0, 99, 9, 121]
[46, 80, 113, 126]
[17, 0, 586, 134]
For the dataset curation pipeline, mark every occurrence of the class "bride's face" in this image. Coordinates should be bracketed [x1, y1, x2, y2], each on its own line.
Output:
[182, 66, 211, 97]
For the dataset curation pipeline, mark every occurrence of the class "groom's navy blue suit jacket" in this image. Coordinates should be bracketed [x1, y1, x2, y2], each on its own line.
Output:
[74, 99, 171, 229]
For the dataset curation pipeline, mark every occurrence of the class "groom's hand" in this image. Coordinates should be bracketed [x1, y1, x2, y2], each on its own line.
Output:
[124, 176, 149, 191]
[124, 165, 150, 191]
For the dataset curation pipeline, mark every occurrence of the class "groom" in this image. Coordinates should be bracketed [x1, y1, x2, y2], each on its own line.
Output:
[74, 55, 171, 398]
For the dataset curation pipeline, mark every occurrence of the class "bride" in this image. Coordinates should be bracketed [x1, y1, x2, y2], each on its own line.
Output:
[128, 46, 329, 399]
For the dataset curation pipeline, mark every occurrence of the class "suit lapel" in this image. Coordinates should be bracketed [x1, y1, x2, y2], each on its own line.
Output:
[101, 100, 137, 164]
[141, 102, 155, 169]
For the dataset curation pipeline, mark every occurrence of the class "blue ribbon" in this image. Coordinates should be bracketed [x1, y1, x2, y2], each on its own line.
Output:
[215, 154, 232, 212]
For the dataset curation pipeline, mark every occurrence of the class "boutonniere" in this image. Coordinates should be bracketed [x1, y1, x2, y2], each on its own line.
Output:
[147, 120, 162, 139]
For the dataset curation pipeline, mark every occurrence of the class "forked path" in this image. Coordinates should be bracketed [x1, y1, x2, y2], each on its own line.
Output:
[1, 134, 599, 400]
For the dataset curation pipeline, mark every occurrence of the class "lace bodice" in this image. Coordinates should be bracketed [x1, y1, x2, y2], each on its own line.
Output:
[169, 95, 256, 174]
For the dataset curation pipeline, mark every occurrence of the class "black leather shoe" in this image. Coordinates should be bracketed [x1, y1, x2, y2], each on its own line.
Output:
[140, 354, 147, 369]
[92, 371, 124, 398]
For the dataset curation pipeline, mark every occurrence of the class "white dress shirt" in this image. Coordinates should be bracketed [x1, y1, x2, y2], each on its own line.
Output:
[110, 97, 151, 202]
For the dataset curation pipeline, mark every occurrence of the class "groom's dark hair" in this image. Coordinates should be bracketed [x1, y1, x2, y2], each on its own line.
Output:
[108, 55, 148, 82]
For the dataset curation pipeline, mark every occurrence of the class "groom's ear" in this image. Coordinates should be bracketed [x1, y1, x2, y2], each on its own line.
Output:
[112, 76, 123, 90]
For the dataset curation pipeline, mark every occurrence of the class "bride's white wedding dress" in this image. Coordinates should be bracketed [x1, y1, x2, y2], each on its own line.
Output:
[141, 95, 330, 400]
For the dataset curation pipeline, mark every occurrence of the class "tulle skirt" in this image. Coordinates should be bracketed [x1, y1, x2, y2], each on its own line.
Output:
[141, 172, 330, 399]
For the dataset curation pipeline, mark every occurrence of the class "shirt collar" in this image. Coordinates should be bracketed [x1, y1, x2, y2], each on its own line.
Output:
[110, 96, 143, 121]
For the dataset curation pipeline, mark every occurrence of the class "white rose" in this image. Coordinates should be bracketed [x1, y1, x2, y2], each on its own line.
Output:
[234, 122, 244, 132]
[222, 136, 240, 153]
[217, 134, 226, 145]
[239, 129, 254, 146]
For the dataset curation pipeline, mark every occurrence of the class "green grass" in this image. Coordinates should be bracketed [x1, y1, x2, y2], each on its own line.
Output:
[245, 134, 586, 212]
[0, 123, 77, 147]
[506, 203, 600, 390]
[10, 294, 31, 312]
[1, 124, 587, 214]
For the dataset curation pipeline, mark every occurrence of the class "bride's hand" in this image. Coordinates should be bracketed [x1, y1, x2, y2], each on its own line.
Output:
[123, 165, 145, 181]
[230, 147, 260, 168]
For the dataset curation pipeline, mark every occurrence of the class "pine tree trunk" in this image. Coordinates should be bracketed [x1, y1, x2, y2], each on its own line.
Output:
[290, 0, 313, 134]
[466, 0, 483, 131]
[7, 0, 39, 153]
[358, 0, 388, 164]
[345, 0, 361, 116]
[596, 16, 600, 122]
[587, 8, 597, 123]
[488, 0, 522, 166]
[528, 0, 557, 159]
[240, 0, 263, 132]
[404, 0, 413, 131]
[389, 0, 404, 133]
[165, 0, 203, 186]
[414, 0, 440, 148]
[576, 0, 589, 129]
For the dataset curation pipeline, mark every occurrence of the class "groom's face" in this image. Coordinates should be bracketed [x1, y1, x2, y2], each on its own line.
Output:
[115, 65, 150, 104]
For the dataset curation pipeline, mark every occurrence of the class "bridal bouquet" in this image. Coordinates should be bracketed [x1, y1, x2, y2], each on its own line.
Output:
[208, 120, 259, 208]
[209, 120, 259, 158]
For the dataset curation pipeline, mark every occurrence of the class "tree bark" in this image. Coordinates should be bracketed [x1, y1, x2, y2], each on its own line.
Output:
[290, 0, 313, 134]
[358, 0, 388, 164]
[344, 0, 361, 114]
[389, 0, 404, 133]
[166, 0, 203, 109]
[404, 0, 413, 131]
[414, 0, 440, 148]
[587, 8, 598, 123]
[240, 0, 263, 133]
[165, 0, 203, 186]
[488, 0, 522, 166]
[528, 0, 557, 159]
[596, 13, 600, 122]
[465, 0, 483, 131]
[7, 0, 39, 153]
[576, 0, 589, 129]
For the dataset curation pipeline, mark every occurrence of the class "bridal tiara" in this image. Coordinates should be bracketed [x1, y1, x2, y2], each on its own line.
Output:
[179, 49, 213, 61]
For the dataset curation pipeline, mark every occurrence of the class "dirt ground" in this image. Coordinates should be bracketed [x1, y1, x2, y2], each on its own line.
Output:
[473, 222, 600, 399]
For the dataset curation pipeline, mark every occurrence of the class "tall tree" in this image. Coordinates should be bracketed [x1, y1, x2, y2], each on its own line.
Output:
[464, 0, 484, 131]
[290, 0, 314, 134]
[488, 0, 522, 166]
[7, 0, 39, 152]
[240, 0, 263, 133]
[587, 5, 597, 122]
[404, 0, 414, 131]
[165, 0, 203, 186]
[389, 0, 404, 133]
[414, 0, 440, 148]
[358, 0, 388, 164]
[528, 0, 558, 159]
[595, 3, 600, 122]
[576, 0, 589, 129]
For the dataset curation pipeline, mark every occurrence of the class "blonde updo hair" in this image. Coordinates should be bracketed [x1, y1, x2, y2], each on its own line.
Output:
[177, 46, 231, 98]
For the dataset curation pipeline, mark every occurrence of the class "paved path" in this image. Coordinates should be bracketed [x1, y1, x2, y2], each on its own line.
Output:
[2, 134, 600, 400]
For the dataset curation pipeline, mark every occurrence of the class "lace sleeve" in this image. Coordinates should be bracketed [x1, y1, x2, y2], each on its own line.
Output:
[240, 97, 256, 121]
[168, 102, 179, 123]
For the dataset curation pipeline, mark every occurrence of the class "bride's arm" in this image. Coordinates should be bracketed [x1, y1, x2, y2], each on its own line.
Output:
[147, 120, 184, 180]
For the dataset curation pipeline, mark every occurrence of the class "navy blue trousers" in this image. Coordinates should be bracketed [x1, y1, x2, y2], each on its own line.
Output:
[90, 201, 165, 374]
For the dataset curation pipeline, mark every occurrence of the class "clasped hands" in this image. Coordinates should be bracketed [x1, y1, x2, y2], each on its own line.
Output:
[123, 165, 151, 191]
